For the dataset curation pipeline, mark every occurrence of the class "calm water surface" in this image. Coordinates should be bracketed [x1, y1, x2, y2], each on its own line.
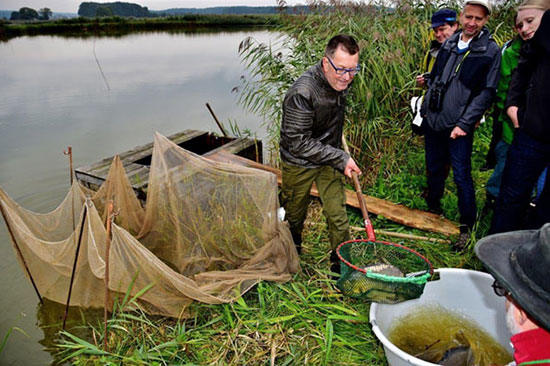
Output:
[0, 29, 274, 365]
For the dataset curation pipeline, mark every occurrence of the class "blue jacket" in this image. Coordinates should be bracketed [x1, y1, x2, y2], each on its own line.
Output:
[422, 27, 501, 133]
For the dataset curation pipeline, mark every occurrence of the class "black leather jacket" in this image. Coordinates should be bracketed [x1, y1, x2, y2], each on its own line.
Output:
[506, 10, 550, 143]
[280, 62, 350, 172]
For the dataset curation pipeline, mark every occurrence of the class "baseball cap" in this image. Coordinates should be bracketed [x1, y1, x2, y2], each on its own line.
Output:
[431, 9, 457, 29]
[464, 0, 492, 15]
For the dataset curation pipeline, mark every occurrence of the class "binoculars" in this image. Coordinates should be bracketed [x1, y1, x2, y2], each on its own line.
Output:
[429, 81, 446, 112]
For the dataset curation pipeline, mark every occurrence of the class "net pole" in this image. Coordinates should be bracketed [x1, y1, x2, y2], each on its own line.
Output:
[341, 135, 376, 241]
[64, 147, 76, 252]
[63, 202, 88, 330]
[0, 202, 43, 304]
[205, 102, 229, 137]
[103, 200, 114, 350]
[63, 146, 74, 186]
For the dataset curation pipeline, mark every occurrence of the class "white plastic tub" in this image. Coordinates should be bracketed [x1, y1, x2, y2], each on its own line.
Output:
[369, 268, 513, 366]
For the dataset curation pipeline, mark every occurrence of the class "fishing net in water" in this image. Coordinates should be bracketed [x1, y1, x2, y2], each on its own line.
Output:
[0, 132, 300, 318]
[336, 239, 433, 304]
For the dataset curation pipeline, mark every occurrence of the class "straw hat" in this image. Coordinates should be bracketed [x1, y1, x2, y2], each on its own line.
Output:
[475, 224, 550, 331]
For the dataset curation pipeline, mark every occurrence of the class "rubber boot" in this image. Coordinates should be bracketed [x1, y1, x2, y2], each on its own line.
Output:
[291, 232, 302, 255]
[330, 250, 340, 278]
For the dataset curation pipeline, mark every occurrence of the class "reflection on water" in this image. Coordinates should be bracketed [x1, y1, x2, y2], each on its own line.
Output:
[0, 29, 272, 365]
[36, 299, 104, 365]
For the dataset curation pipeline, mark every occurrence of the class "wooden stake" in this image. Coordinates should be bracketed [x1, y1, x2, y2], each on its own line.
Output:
[0, 203, 43, 304]
[63, 203, 88, 330]
[205, 103, 229, 137]
[63, 146, 74, 186]
[350, 226, 451, 244]
[103, 200, 114, 350]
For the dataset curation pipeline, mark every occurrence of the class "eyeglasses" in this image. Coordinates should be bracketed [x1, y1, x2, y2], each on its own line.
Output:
[491, 280, 510, 297]
[326, 57, 361, 76]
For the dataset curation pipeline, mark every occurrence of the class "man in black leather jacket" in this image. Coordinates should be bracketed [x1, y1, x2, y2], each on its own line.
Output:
[279, 35, 362, 274]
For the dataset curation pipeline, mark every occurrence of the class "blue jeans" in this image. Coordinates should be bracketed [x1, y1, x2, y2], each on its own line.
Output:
[490, 130, 550, 233]
[486, 140, 510, 198]
[424, 126, 476, 228]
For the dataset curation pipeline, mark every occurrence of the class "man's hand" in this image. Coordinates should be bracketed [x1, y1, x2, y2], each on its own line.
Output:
[450, 126, 467, 139]
[344, 158, 362, 178]
[416, 74, 426, 87]
[507, 106, 520, 128]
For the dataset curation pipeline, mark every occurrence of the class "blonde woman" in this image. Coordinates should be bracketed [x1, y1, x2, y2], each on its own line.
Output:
[485, 0, 550, 207]
[490, 0, 550, 233]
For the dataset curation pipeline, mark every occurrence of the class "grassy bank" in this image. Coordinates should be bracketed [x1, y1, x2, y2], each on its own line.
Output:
[0, 14, 280, 40]
[51, 1, 523, 365]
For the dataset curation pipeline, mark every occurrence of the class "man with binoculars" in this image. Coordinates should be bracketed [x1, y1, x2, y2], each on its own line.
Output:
[420, 0, 501, 248]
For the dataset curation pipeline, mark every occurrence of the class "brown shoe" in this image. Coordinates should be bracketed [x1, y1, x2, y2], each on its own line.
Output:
[453, 232, 470, 252]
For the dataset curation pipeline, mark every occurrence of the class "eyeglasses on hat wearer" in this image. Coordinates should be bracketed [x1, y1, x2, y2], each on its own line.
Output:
[492, 280, 510, 297]
[326, 57, 361, 76]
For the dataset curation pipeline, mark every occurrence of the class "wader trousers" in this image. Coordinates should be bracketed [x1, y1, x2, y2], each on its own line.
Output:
[280, 161, 350, 250]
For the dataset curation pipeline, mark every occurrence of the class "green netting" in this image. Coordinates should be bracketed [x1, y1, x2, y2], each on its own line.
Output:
[336, 239, 433, 304]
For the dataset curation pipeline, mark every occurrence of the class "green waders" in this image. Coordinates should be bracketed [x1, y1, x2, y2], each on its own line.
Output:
[280, 161, 350, 254]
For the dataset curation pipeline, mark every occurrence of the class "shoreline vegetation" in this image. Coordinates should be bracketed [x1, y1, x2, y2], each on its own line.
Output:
[0, 14, 280, 40]
[2, 1, 525, 365]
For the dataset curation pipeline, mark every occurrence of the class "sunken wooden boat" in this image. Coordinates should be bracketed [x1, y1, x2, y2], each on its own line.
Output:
[75, 129, 262, 203]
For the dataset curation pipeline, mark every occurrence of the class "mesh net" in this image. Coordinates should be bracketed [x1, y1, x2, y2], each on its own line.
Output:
[0, 132, 300, 318]
[336, 239, 432, 304]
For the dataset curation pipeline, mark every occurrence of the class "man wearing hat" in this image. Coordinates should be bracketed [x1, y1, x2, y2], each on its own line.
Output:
[475, 223, 550, 364]
[416, 8, 459, 88]
[420, 0, 501, 248]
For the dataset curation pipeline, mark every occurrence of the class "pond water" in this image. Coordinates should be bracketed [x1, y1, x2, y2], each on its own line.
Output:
[0, 29, 274, 365]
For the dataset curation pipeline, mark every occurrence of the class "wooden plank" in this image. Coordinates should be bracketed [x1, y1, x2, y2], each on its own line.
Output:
[206, 150, 460, 237]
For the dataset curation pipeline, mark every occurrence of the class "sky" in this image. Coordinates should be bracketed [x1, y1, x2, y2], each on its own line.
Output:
[2, 0, 305, 13]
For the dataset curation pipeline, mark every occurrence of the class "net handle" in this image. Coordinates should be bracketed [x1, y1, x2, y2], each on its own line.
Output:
[341, 135, 375, 241]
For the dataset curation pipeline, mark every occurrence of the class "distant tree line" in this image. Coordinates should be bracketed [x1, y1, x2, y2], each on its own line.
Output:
[78, 2, 152, 17]
[10, 7, 52, 20]
[152, 6, 310, 16]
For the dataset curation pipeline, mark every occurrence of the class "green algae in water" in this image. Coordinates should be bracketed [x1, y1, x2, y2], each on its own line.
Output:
[388, 304, 513, 366]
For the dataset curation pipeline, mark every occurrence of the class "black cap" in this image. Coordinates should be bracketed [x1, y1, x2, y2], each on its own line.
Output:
[431, 9, 457, 29]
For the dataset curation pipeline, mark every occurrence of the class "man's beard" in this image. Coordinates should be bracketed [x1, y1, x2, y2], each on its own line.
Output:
[506, 302, 522, 335]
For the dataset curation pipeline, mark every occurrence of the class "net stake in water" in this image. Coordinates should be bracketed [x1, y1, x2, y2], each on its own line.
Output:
[63, 202, 88, 330]
[0, 201, 43, 304]
[104, 200, 114, 350]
